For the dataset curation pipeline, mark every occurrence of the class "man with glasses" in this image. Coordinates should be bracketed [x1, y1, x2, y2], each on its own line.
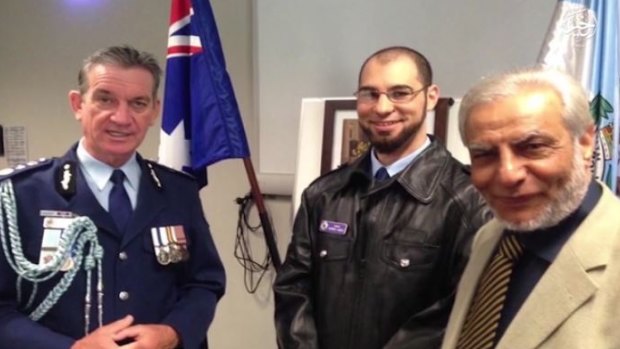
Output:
[274, 46, 489, 349]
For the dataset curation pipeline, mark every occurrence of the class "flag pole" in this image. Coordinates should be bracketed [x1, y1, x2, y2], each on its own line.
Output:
[242, 157, 282, 270]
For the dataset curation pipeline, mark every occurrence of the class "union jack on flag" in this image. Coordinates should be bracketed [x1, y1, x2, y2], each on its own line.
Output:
[159, 0, 250, 187]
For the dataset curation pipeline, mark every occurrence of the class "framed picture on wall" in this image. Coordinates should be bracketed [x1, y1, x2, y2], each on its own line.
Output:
[321, 100, 365, 174]
[320, 97, 454, 175]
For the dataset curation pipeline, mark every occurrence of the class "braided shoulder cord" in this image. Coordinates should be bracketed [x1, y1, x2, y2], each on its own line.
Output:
[0, 179, 104, 335]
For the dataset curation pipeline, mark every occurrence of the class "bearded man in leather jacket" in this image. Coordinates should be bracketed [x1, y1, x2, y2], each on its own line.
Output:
[274, 46, 490, 349]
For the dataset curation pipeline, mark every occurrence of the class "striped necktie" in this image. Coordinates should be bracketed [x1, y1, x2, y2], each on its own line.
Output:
[456, 234, 524, 349]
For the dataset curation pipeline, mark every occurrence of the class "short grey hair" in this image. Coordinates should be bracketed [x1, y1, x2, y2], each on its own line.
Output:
[77, 45, 162, 97]
[458, 67, 593, 145]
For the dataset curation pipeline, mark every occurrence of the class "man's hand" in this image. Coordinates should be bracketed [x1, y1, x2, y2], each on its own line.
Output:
[71, 315, 134, 349]
[115, 324, 180, 349]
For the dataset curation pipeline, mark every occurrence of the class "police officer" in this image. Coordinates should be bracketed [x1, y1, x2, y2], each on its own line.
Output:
[0, 46, 225, 349]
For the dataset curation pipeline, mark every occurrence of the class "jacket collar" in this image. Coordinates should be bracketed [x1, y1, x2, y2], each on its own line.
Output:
[58, 143, 166, 246]
[336, 136, 452, 203]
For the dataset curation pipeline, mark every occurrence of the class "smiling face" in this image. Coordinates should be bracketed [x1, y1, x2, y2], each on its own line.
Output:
[69, 64, 160, 168]
[356, 55, 439, 165]
[465, 86, 594, 231]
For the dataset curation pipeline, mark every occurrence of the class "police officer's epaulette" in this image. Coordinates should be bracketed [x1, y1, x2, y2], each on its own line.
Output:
[143, 160, 196, 190]
[0, 158, 53, 182]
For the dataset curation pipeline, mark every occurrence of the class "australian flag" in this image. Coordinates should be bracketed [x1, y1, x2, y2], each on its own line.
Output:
[159, 0, 250, 187]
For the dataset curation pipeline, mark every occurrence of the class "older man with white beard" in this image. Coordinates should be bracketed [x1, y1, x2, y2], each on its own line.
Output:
[440, 68, 620, 349]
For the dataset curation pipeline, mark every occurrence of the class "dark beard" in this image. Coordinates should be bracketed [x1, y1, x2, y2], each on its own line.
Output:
[360, 111, 426, 154]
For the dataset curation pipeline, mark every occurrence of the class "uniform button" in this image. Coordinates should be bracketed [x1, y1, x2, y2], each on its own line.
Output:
[399, 258, 410, 268]
[119, 291, 130, 301]
[319, 250, 327, 258]
[119, 252, 128, 261]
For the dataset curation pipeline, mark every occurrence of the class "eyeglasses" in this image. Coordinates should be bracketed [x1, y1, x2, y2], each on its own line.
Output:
[354, 85, 428, 104]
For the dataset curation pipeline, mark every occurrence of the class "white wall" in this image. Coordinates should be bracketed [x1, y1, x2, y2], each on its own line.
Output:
[255, 0, 557, 178]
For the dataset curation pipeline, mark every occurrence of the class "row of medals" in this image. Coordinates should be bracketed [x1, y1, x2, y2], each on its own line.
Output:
[157, 243, 189, 265]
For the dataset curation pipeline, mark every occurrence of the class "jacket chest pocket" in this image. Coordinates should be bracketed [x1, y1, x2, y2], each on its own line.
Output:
[381, 241, 438, 271]
[316, 233, 352, 262]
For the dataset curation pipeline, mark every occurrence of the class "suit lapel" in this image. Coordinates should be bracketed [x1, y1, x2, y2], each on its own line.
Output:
[497, 245, 597, 349]
[121, 160, 165, 247]
[60, 147, 118, 236]
[442, 220, 504, 348]
[67, 174, 118, 235]
[61, 148, 166, 243]
[497, 184, 616, 349]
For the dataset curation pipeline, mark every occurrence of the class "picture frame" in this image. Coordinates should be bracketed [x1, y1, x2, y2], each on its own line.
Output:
[320, 98, 454, 174]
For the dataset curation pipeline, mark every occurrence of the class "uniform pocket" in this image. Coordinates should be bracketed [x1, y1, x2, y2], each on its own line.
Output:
[316, 233, 352, 261]
[381, 241, 438, 271]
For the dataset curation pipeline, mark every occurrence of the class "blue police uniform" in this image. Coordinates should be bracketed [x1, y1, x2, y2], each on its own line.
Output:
[0, 144, 225, 349]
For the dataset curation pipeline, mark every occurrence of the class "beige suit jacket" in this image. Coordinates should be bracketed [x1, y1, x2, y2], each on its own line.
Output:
[441, 183, 620, 349]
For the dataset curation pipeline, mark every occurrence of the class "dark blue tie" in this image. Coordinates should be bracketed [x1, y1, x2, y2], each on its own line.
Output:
[109, 169, 132, 232]
[375, 167, 390, 181]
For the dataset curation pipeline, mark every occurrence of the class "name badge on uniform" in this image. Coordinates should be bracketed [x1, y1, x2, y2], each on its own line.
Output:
[319, 220, 348, 236]
[39, 210, 76, 271]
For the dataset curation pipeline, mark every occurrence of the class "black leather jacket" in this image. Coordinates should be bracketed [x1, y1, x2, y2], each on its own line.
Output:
[274, 140, 490, 349]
